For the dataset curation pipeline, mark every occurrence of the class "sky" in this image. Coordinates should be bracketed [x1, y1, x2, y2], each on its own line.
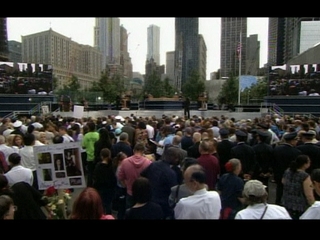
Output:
[6, 17, 269, 80]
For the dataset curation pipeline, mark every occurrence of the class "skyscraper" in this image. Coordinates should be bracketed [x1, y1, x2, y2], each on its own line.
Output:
[0, 18, 9, 61]
[220, 17, 247, 78]
[147, 24, 160, 65]
[246, 34, 260, 76]
[268, 18, 285, 66]
[120, 25, 133, 85]
[94, 18, 121, 69]
[174, 17, 199, 91]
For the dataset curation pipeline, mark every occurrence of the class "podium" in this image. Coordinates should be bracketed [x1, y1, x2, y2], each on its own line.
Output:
[198, 97, 207, 111]
[121, 97, 130, 110]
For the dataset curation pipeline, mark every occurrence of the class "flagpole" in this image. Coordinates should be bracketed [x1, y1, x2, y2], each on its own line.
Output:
[238, 31, 242, 105]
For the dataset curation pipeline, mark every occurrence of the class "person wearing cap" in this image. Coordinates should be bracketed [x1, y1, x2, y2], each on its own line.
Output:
[252, 130, 274, 187]
[300, 168, 320, 219]
[296, 130, 320, 174]
[10, 120, 25, 138]
[217, 128, 236, 175]
[281, 154, 314, 220]
[234, 179, 292, 219]
[257, 122, 280, 147]
[216, 158, 245, 219]
[230, 130, 257, 182]
[272, 131, 302, 206]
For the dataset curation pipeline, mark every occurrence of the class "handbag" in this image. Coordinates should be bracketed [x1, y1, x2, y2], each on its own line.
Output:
[260, 204, 268, 219]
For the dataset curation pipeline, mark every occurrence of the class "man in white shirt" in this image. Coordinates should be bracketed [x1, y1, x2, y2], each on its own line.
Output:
[19, 133, 38, 190]
[146, 119, 155, 140]
[300, 168, 320, 219]
[4, 152, 33, 187]
[174, 164, 221, 219]
[235, 180, 292, 219]
[58, 125, 74, 143]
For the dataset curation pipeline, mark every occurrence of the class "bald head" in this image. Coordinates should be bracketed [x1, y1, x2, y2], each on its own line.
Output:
[172, 135, 182, 146]
[192, 132, 202, 143]
[184, 164, 206, 185]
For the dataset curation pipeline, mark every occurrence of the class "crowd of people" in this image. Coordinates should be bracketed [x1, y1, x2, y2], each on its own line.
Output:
[269, 77, 320, 96]
[1, 110, 320, 220]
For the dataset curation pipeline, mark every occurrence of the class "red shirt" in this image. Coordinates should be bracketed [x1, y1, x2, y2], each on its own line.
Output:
[197, 154, 220, 190]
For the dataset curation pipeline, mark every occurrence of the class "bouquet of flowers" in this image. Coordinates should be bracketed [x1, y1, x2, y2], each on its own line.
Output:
[43, 186, 72, 219]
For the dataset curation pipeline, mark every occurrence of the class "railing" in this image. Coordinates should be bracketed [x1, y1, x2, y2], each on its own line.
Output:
[270, 103, 284, 117]
[1, 101, 54, 119]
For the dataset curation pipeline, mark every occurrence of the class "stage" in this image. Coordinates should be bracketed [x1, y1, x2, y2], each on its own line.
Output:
[53, 109, 265, 121]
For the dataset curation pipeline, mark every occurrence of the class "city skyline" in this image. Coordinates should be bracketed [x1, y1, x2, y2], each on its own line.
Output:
[6, 17, 269, 79]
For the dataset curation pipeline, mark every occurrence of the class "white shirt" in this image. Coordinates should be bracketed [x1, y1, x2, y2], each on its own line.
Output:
[146, 124, 155, 139]
[235, 203, 292, 219]
[34, 140, 45, 146]
[300, 201, 320, 219]
[0, 144, 16, 163]
[156, 138, 165, 156]
[268, 129, 280, 145]
[19, 145, 36, 171]
[4, 165, 33, 187]
[211, 126, 220, 138]
[174, 188, 221, 219]
[62, 134, 74, 143]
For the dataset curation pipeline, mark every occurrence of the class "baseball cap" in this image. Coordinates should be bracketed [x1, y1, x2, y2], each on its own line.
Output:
[283, 132, 297, 141]
[115, 128, 122, 136]
[12, 120, 22, 128]
[243, 180, 267, 197]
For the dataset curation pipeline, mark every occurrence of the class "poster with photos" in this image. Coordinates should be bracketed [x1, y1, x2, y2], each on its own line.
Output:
[34, 142, 85, 190]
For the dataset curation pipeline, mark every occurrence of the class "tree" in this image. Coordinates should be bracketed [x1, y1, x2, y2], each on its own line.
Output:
[51, 75, 58, 92]
[55, 74, 81, 103]
[142, 71, 165, 98]
[90, 69, 125, 104]
[181, 70, 205, 101]
[217, 73, 238, 105]
[163, 77, 176, 97]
